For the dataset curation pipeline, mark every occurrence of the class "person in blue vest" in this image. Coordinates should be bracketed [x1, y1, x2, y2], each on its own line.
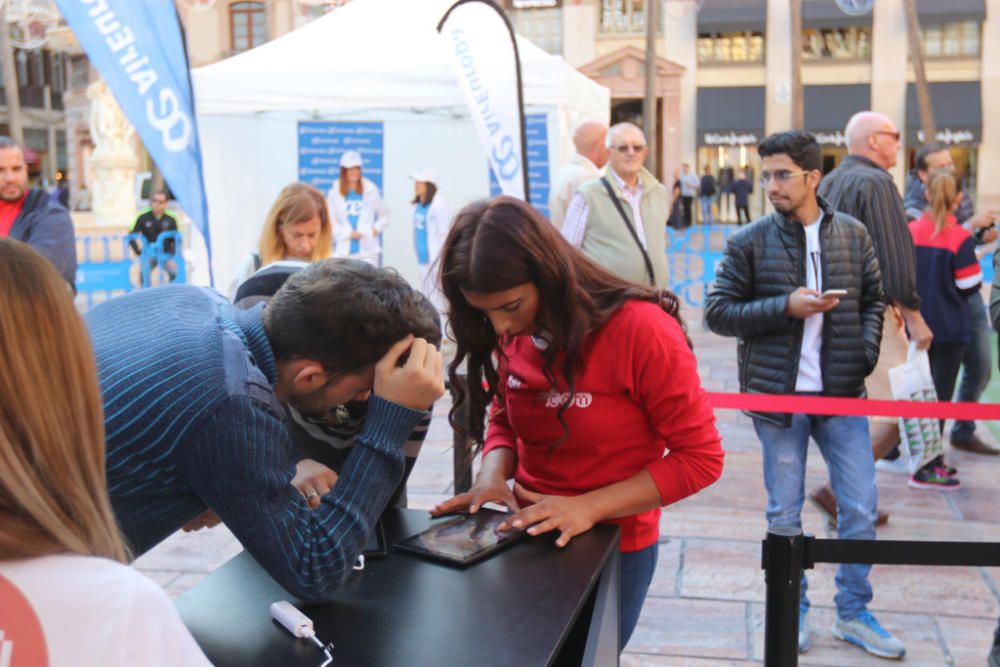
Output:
[328, 150, 390, 265]
[410, 167, 451, 313]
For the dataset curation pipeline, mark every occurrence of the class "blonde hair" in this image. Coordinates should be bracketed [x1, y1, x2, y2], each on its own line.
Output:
[927, 168, 961, 234]
[258, 182, 333, 266]
[0, 239, 127, 562]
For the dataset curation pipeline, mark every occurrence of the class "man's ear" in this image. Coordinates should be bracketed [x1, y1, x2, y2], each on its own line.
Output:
[289, 359, 328, 392]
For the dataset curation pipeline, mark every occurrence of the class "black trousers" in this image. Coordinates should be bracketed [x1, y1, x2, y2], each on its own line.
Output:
[929, 341, 967, 433]
[736, 205, 750, 225]
[681, 196, 694, 227]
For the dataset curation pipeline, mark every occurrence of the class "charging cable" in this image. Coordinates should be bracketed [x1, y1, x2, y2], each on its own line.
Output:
[270, 600, 334, 666]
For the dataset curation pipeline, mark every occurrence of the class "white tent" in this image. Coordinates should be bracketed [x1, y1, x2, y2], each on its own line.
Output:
[192, 0, 609, 290]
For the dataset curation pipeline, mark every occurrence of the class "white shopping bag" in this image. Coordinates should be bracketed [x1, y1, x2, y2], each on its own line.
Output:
[888, 342, 944, 473]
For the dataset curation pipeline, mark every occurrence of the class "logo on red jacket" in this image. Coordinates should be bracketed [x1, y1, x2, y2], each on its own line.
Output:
[541, 391, 592, 409]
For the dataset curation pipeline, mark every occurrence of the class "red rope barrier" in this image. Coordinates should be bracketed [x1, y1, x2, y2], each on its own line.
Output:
[705, 392, 1000, 421]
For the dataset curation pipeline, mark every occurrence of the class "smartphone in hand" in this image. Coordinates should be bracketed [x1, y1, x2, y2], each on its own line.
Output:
[819, 289, 847, 298]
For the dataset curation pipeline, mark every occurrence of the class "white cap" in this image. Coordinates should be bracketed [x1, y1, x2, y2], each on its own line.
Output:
[409, 167, 436, 183]
[339, 150, 363, 169]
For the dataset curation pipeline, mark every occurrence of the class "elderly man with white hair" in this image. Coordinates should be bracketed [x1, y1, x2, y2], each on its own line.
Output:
[810, 112, 940, 524]
[548, 120, 609, 228]
[561, 122, 669, 287]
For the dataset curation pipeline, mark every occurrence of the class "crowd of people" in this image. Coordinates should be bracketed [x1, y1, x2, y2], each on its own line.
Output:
[2, 101, 999, 663]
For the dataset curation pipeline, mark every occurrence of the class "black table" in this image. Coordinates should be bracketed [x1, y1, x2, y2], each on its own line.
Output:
[176, 508, 621, 666]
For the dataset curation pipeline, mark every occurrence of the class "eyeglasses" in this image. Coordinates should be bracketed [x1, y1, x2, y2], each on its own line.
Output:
[610, 144, 647, 154]
[759, 170, 809, 186]
[873, 130, 901, 141]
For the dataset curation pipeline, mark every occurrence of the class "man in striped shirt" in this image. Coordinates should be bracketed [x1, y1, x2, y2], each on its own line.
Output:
[812, 111, 934, 524]
[86, 259, 445, 602]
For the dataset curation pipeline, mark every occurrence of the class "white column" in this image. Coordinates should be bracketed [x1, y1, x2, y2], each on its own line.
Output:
[978, 0, 1000, 211]
[662, 1, 697, 172]
[765, 0, 792, 135]
[871, 0, 907, 189]
[562, 1, 597, 68]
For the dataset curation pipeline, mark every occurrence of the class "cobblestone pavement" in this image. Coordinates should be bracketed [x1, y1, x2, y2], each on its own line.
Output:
[138, 306, 1000, 666]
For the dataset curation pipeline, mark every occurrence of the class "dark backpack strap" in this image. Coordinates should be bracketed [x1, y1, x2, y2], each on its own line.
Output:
[252, 252, 261, 271]
[600, 177, 656, 287]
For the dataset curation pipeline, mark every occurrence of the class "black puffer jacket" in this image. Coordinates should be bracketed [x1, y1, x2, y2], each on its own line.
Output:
[705, 197, 885, 426]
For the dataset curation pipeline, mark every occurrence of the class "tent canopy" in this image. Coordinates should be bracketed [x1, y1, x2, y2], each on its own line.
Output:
[193, 0, 607, 119]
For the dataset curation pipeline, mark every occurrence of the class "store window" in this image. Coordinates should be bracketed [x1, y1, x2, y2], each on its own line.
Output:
[921, 21, 979, 58]
[230, 1, 267, 53]
[508, 7, 563, 55]
[600, 0, 649, 35]
[802, 27, 870, 60]
[697, 32, 764, 63]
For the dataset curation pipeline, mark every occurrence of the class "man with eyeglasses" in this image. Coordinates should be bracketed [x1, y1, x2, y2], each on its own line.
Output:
[813, 111, 936, 518]
[707, 130, 904, 660]
[561, 122, 668, 287]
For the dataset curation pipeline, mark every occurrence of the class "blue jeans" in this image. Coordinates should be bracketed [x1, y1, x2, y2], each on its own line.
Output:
[620, 542, 658, 650]
[952, 293, 991, 441]
[753, 414, 877, 619]
[699, 195, 715, 224]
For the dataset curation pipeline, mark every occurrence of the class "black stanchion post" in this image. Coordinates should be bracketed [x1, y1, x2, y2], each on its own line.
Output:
[763, 527, 805, 667]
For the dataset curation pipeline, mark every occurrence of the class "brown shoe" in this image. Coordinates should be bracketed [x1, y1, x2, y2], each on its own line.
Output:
[809, 484, 889, 528]
[951, 435, 1000, 456]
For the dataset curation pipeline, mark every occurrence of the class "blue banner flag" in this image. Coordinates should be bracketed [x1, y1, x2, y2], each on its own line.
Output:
[55, 0, 212, 280]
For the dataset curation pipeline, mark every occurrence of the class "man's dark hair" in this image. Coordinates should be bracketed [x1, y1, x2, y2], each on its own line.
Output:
[915, 141, 949, 172]
[263, 258, 441, 376]
[757, 131, 822, 172]
[151, 189, 168, 200]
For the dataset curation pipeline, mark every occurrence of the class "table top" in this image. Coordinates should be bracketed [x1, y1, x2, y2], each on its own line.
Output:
[176, 508, 619, 667]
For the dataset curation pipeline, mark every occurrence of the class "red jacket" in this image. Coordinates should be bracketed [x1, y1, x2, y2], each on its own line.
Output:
[484, 300, 725, 552]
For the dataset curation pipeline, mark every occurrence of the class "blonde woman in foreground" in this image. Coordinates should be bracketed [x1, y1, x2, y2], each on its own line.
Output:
[0, 238, 210, 666]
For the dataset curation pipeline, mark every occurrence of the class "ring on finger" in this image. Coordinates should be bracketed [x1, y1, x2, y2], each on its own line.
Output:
[306, 491, 319, 500]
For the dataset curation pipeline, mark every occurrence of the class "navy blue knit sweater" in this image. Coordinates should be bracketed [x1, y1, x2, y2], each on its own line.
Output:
[85, 285, 423, 601]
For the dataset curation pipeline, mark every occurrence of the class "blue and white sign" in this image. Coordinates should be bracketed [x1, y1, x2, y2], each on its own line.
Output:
[490, 113, 549, 217]
[439, 0, 527, 200]
[56, 0, 212, 277]
[297, 121, 384, 193]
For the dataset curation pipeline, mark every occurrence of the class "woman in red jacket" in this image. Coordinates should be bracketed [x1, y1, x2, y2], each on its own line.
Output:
[432, 196, 724, 649]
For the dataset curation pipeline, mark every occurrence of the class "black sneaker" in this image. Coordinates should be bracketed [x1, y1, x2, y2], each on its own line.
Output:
[908, 465, 961, 491]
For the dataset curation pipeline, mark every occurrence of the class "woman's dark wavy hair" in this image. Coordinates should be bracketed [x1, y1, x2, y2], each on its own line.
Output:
[440, 195, 688, 453]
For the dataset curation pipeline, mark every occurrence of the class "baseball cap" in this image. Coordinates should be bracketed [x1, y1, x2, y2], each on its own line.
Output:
[339, 150, 363, 169]
[409, 167, 436, 183]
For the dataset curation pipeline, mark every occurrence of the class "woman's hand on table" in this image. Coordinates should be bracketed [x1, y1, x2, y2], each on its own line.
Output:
[430, 473, 520, 517]
[498, 483, 597, 548]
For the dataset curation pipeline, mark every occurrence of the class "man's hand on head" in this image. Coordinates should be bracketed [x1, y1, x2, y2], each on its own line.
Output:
[373, 335, 445, 410]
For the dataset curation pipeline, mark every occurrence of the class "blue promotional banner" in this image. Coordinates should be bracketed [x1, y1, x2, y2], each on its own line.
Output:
[490, 113, 549, 217]
[55, 0, 212, 278]
[297, 121, 384, 194]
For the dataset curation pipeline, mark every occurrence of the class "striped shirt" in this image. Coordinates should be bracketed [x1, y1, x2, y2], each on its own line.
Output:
[86, 285, 423, 602]
[818, 155, 921, 310]
[562, 170, 648, 249]
[909, 213, 982, 344]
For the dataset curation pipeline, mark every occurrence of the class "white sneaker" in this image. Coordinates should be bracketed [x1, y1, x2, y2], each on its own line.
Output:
[875, 456, 910, 475]
[798, 608, 810, 653]
[832, 611, 906, 659]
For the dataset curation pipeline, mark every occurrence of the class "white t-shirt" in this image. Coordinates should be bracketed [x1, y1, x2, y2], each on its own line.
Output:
[0, 554, 211, 667]
[796, 215, 824, 392]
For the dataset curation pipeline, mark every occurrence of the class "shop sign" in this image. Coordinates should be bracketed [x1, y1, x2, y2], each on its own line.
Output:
[915, 128, 978, 145]
[703, 131, 758, 146]
[814, 131, 847, 147]
[511, 0, 560, 8]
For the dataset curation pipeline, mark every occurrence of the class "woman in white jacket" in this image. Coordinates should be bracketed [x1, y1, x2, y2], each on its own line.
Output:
[328, 150, 390, 265]
[410, 168, 451, 308]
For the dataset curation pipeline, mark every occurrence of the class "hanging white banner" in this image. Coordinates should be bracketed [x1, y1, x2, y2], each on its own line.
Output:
[438, 0, 528, 200]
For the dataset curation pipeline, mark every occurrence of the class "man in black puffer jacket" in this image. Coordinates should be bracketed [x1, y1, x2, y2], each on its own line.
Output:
[706, 132, 903, 660]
